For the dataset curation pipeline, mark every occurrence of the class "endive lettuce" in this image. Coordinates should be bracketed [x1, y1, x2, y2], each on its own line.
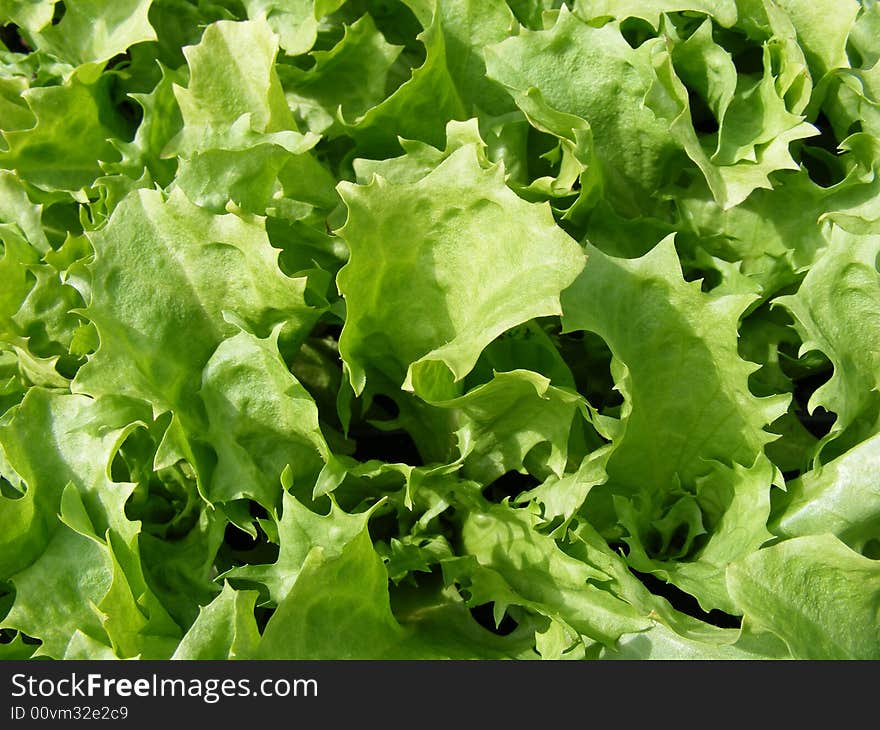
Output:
[1, 0, 878, 660]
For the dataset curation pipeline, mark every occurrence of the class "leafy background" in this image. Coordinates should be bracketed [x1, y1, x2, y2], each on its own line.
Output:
[1, 0, 879, 659]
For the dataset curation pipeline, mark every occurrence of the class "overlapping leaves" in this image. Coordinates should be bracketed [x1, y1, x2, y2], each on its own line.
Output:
[1, 0, 879, 660]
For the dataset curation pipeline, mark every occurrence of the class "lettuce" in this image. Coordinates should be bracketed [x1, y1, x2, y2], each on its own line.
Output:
[1, 0, 878, 660]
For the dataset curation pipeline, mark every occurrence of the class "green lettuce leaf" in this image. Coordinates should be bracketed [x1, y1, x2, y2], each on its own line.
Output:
[1, 0, 876, 662]
[0, 0, 56, 33]
[772, 430, 880, 552]
[224, 491, 373, 604]
[200, 330, 330, 507]
[561, 237, 787, 610]
[644, 35, 817, 209]
[280, 13, 403, 138]
[242, 0, 345, 56]
[727, 534, 880, 659]
[573, 0, 738, 29]
[74, 187, 317, 422]
[777, 226, 880, 458]
[456, 502, 653, 647]
[0, 69, 126, 193]
[30, 0, 156, 67]
[255, 527, 410, 659]
[562, 237, 787, 500]
[486, 7, 679, 217]
[337, 136, 584, 398]
[171, 583, 261, 660]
